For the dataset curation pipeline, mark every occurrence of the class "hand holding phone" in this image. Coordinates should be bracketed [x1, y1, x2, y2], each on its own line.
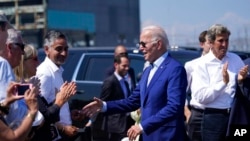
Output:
[17, 84, 32, 95]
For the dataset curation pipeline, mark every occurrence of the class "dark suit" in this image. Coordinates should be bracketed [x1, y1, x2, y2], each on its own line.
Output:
[226, 76, 250, 137]
[105, 66, 136, 91]
[92, 74, 134, 141]
[105, 55, 188, 141]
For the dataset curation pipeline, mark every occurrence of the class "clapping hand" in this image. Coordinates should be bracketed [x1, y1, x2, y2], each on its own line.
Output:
[54, 81, 77, 107]
[222, 62, 229, 84]
[238, 65, 249, 83]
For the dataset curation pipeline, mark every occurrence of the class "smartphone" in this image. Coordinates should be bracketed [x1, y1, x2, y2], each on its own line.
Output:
[17, 84, 32, 95]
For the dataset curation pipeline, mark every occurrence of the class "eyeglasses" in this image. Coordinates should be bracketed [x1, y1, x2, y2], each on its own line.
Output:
[14, 43, 25, 51]
[137, 40, 158, 48]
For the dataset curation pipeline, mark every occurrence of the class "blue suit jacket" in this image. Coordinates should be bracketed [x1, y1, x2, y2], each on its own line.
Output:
[106, 54, 188, 141]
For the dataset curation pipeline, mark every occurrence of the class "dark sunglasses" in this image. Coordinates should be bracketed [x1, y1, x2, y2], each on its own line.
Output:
[14, 43, 25, 51]
[138, 40, 158, 48]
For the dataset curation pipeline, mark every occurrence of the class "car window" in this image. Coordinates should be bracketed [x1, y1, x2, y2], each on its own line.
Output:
[85, 58, 113, 81]
[170, 50, 200, 65]
[76, 56, 113, 81]
[129, 57, 145, 75]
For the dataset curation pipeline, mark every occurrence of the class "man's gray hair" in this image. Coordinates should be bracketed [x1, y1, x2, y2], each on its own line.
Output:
[44, 30, 67, 48]
[207, 24, 231, 42]
[142, 25, 170, 48]
[6, 28, 23, 44]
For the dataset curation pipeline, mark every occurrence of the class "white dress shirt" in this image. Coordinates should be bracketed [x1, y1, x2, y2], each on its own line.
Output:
[147, 52, 169, 86]
[191, 51, 245, 109]
[36, 57, 72, 125]
[185, 56, 205, 109]
[0, 56, 15, 101]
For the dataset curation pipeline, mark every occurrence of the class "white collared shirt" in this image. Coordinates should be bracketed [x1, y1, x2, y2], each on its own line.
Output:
[185, 56, 205, 109]
[147, 52, 168, 86]
[0, 56, 15, 101]
[191, 51, 244, 109]
[36, 57, 72, 125]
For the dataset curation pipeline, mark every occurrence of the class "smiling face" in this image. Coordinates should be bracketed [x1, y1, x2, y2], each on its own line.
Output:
[139, 31, 160, 63]
[45, 38, 68, 67]
[211, 33, 229, 60]
[115, 56, 130, 77]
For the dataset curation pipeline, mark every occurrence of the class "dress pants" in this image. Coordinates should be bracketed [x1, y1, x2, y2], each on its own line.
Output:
[187, 107, 203, 141]
[202, 108, 229, 141]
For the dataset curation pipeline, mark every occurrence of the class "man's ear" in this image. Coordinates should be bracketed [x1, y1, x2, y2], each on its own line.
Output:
[44, 46, 49, 56]
[114, 62, 118, 69]
[156, 40, 162, 50]
[6, 43, 12, 52]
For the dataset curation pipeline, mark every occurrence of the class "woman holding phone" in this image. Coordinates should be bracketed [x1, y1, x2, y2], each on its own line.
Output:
[0, 81, 39, 141]
[13, 44, 77, 141]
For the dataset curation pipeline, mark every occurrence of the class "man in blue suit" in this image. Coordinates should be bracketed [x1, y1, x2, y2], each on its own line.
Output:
[82, 25, 188, 141]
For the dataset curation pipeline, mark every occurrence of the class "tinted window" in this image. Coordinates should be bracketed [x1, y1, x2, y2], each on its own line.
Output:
[170, 50, 200, 65]
[76, 56, 113, 81]
[75, 54, 145, 82]
[129, 57, 145, 75]
[85, 58, 113, 81]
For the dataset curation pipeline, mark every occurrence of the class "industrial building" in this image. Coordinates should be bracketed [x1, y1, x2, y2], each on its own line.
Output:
[0, 0, 140, 48]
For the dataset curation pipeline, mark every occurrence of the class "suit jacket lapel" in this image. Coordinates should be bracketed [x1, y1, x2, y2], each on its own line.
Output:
[112, 74, 125, 98]
[143, 56, 171, 106]
[140, 66, 151, 103]
[147, 64, 165, 90]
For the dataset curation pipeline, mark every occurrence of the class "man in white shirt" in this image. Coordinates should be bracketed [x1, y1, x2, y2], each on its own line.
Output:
[0, 11, 15, 98]
[0, 27, 25, 121]
[184, 30, 211, 141]
[191, 24, 248, 141]
[36, 30, 78, 140]
[0, 26, 44, 127]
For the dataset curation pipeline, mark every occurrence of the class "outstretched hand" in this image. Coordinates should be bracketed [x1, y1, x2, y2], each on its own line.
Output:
[81, 97, 103, 117]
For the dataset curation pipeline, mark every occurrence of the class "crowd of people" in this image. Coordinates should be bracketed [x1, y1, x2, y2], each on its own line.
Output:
[1, 10, 250, 141]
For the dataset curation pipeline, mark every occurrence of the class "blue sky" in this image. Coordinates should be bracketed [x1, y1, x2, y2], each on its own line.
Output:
[140, 0, 250, 50]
